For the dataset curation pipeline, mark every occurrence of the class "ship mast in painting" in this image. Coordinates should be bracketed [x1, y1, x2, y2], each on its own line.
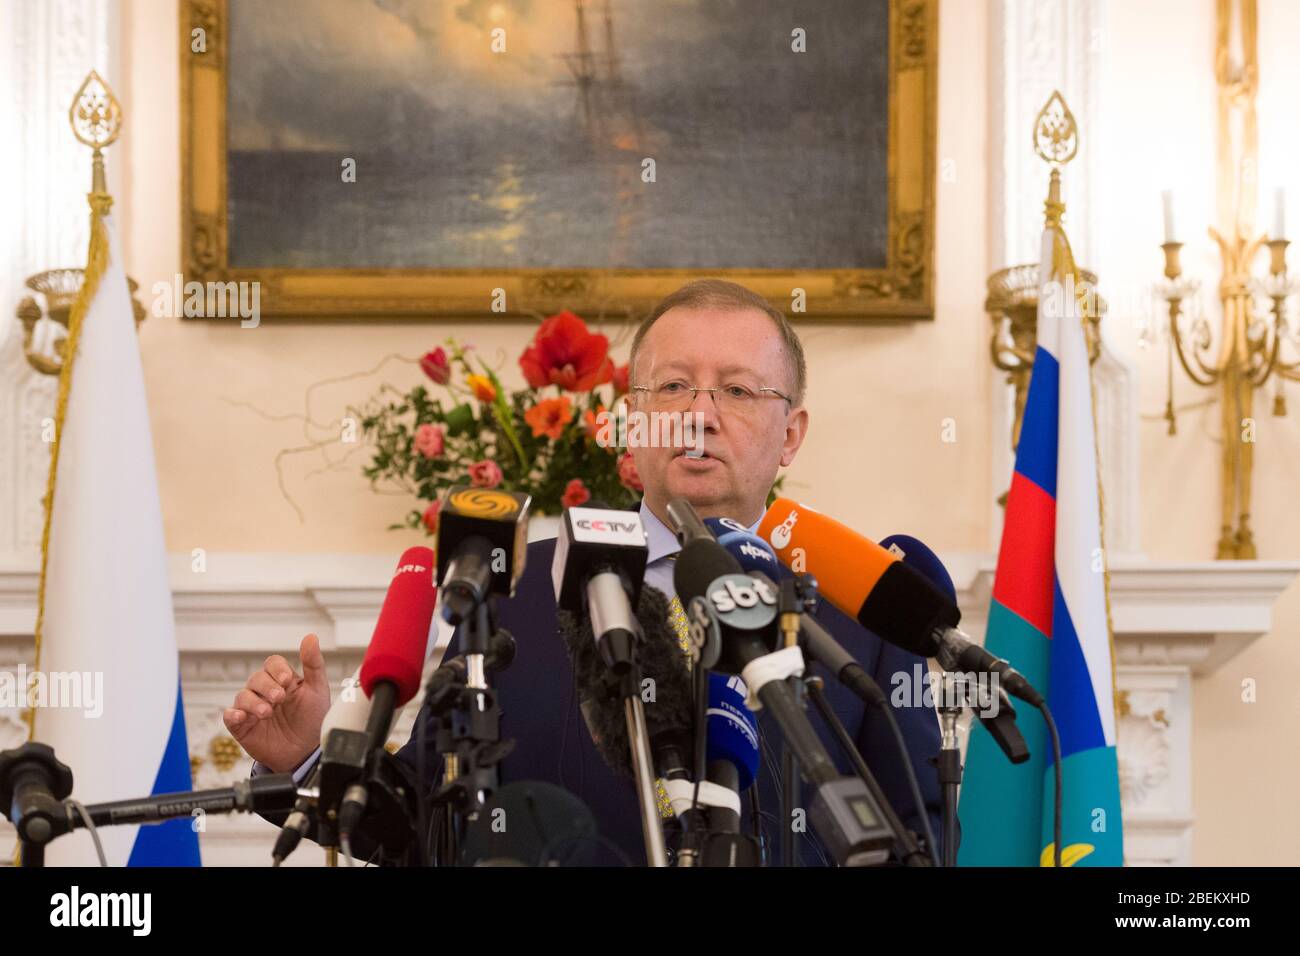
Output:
[558, 0, 640, 151]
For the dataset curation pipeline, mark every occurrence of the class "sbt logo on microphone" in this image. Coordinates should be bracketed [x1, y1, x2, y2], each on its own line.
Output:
[708, 574, 776, 618]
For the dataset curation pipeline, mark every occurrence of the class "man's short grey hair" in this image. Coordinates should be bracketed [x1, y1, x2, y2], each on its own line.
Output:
[629, 278, 807, 405]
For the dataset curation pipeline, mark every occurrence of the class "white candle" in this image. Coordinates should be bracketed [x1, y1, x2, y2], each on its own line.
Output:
[1161, 190, 1177, 243]
[1272, 188, 1287, 241]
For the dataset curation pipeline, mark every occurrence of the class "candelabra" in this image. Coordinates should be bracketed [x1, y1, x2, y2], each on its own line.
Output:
[1154, 214, 1298, 559]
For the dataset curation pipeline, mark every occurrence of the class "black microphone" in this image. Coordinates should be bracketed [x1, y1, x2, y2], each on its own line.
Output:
[879, 534, 1030, 765]
[877, 533, 1041, 707]
[458, 782, 602, 866]
[425, 629, 517, 696]
[552, 504, 649, 672]
[556, 584, 694, 781]
[668, 499, 894, 866]
[435, 485, 531, 625]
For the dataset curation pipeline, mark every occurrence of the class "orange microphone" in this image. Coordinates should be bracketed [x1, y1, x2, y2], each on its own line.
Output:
[758, 498, 960, 656]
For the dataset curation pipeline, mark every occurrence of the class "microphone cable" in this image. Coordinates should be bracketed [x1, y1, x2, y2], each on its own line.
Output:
[805, 679, 938, 867]
[1039, 700, 1063, 868]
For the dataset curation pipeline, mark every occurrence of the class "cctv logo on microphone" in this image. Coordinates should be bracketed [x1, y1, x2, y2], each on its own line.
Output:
[568, 507, 646, 547]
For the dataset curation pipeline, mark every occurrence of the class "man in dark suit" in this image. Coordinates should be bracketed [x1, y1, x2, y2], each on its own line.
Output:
[226, 278, 948, 865]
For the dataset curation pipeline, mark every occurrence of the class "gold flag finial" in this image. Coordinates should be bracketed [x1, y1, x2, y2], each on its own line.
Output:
[68, 70, 122, 201]
[1033, 90, 1078, 167]
[1034, 91, 1078, 230]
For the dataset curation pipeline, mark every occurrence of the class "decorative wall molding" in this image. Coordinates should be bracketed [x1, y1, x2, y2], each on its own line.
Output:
[1, 0, 121, 563]
[2, 552, 1294, 866]
[957, 556, 1300, 866]
[986, 0, 1142, 559]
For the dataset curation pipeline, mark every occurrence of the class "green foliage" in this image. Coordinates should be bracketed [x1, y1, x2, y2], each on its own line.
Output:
[353, 341, 639, 535]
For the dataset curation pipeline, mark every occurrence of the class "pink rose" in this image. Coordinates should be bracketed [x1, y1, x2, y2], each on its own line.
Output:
[421, 500, 441, 535]
[469, 459, 503, 489]
[561, 478, 591, 509]
[420, 347, 451, 385]
[617, 452, 643, 493]
[414, 423, 445, 459]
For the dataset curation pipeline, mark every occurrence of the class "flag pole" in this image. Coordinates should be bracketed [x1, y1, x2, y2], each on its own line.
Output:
[1034, 91, 1123, 829]
[27, 71, 123, 744]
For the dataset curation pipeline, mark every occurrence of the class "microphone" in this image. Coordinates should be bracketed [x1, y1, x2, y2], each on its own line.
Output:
[425, 629, 517, 696]
[878, 534, 957, 602]
[552, 505, 649, 672]
[556, 585, 693, 780]
[671, 499, 894, 865]
[336, 546, 438, 844]
[459, 782, 601, 866]
[878, 533, 1030, 766]
[358, 546, 439, 751]
[759, 499, 1044, 707]
[272, 668, 418, 866]
[699, 518, 769, 796]
[435, 485, 531, 625]
[877, 532, 1043, 709]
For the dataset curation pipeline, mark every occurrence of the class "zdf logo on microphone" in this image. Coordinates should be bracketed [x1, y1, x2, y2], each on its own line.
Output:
[768, 509, 798, 550]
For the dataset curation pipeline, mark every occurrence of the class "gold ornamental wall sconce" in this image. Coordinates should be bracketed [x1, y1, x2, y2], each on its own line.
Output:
[987, 90, 1106, 507]
[15, 70, 145, 377]
[17, 270, 146, 376]
[1148, 0, 1298, 559]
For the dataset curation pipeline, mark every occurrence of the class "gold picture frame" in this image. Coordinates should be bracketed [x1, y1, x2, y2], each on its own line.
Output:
[180, 0, 938, 321]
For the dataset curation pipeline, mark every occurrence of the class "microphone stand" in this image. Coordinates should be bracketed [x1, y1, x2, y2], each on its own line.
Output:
[587, 577, 669, 869]
[930, 671, 1031, 867]
[0, 741, 299, 867]
[428, 597, 514, 866]
[935, 671, 964, 867]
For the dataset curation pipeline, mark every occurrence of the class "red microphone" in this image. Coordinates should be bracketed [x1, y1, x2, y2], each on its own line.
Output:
[359, 546, 438, 748]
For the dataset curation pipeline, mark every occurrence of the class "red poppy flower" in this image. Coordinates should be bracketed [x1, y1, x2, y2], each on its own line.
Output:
[519, 311, 614, 392]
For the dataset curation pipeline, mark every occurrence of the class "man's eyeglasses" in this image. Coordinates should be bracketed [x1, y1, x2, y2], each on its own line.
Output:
[630, 380, 793, 415]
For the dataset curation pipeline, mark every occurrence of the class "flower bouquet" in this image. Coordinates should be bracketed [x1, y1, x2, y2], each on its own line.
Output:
[355, 311, 643, 537]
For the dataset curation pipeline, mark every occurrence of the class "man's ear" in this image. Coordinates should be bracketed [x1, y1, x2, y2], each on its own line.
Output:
[779, 407, 810, 467]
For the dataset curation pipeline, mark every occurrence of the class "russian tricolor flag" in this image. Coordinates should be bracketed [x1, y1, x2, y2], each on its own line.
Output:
[958, 224, 1124, 866]
[29, 207, 200, 867]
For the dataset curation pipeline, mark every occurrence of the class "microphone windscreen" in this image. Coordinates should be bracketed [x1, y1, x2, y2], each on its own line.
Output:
[704, 517, 781, 578]
[672, 538, 742, 605]
[706, 673, 760, 790]
[879, 534, 957, 604]
[459, 781, 601, 866]
[758, 498, 897, 615]
[557, 584, 693, 778]
[758, 499, 958, 655]
[359, 546, 438, 706]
